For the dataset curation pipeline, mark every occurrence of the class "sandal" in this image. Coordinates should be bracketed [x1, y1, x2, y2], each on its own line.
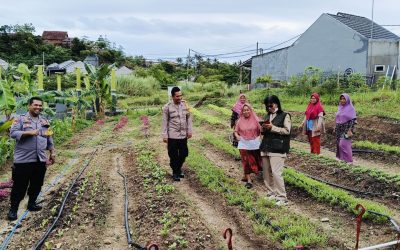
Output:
[245, 182, 253, 189]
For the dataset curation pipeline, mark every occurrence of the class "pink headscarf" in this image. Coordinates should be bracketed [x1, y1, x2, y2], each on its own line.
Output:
[235, 103, 261, 140]
[232, 94, 246, 114]
[336, 93, 357, 124]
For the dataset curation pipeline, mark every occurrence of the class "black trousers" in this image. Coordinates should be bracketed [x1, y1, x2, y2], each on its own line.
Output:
[10, 161, 47, 210]
[167, 138, 188, 175]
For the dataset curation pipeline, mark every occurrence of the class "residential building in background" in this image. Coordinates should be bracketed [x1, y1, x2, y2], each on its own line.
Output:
[250, 12, 400, 84]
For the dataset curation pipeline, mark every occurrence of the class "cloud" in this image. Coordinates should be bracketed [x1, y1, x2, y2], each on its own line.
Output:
[0, 0, 399, 63]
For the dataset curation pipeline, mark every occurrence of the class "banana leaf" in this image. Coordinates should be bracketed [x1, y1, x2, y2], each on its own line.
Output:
[0, 79, 16, 117]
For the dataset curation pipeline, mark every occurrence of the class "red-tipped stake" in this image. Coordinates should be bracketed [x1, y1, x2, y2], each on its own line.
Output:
[223, 228, 233, 250]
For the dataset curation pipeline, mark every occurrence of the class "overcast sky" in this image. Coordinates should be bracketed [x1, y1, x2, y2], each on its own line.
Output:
[1, 0, 399, 63]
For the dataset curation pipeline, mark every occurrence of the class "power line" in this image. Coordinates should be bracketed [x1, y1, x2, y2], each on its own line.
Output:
[143, 34, 303, 62]
[262, 34, 302, 51]
[190, 48, 256, 58]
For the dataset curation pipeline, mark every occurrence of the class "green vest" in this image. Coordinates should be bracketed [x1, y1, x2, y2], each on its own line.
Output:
[260, 112, 291, 154]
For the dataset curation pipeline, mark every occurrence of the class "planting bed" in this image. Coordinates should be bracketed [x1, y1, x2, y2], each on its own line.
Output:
[193, 106, 400, 249]
[1, 99, 400, 250]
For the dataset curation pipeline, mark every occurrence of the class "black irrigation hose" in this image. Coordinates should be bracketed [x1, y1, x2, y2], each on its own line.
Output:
[32, 149, 99, 250]
[116, 158, 147, 250]
[352, 148, 385, 154]
[292, 138, 385, 154]
[367, 210, 400, 233]
[294, 169, 383, 197]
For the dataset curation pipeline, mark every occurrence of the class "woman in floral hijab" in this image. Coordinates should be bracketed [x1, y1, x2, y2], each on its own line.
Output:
[335, 93, 357, 163]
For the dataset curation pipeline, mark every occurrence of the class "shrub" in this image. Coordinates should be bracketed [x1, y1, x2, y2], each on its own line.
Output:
[149, 68, 176, 89]
[346, 73, 367, 92]
[0, 137, 14, 167]
[256, 74, 272, 84]
[117, 75, 161, 96]
[373, 76, 391, 90]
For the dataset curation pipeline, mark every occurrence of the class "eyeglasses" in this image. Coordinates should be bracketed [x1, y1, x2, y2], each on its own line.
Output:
[267, 104, 274, 108]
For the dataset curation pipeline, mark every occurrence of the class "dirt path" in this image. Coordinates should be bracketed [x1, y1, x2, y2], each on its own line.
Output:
[99, 154, 130, 250]
[175, 180, 265, 249]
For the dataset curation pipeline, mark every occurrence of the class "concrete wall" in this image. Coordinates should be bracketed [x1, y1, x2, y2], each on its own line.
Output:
[251, 48, 288, 83]
[288, 13, 369, 77]
[368, 40, 399, 78]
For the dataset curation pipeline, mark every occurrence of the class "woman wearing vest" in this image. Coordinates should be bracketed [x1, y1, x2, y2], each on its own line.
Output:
[260, 95, 291, 206]
[301, 93, 325, 154]
[234, 103, 262, 189]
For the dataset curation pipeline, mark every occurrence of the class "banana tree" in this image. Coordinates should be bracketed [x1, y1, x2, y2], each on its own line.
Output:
[0, 79, 16, 121]
[85, 64, 113, 119]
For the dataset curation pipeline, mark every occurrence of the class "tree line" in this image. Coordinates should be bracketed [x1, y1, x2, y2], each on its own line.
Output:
[0, 23, 242, 86]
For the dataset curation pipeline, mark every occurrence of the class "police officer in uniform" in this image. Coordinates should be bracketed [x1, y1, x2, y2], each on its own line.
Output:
[7, 97, 55, 220]
[162, 87, 193, 181]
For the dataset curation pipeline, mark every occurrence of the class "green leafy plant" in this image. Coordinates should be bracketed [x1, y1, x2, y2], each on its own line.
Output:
[85, 63, 113, 118]
[0, 79, 16, 120]
[353, 140, 400, 155]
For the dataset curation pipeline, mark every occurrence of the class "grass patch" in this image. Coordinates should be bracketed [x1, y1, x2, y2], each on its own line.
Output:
[191, 108, 227, 127]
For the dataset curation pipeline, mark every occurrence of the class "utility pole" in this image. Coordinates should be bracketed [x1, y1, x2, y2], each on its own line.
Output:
[256, 42, 259, 55]
[186, 49, 190, 84]
[240, 67, 243, 86]
[370, 0, 375, 39]
[369, 0, 375, 77]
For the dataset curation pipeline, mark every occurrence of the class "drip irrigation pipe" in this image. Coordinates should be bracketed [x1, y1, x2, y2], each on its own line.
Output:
[356, 207, 400, 250]
[292, 138, 387, 155]
[366, 210, 400, 233]
[294, 168, 383, 197]
[352, 148, 385, 154]
[0, 157, 79, 250]
[116, 158, 147, 250]
[32, 149, 98, 250]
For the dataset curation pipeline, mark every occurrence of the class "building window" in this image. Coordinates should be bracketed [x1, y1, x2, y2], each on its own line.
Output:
[374, 65, 385, 72]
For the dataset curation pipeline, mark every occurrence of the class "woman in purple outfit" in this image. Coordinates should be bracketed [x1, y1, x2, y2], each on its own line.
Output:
[335, 93, 357, 163]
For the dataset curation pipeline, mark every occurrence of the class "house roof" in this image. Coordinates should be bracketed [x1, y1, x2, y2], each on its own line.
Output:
[328, 12, 399, 40]
[58, 60, 76, 69]
[0, 58, 8, 69]
[65, 61, 87, 74]
[116, 66, 133, 76]
[42, 31, 68, 40]
[83, 54, 99, 66]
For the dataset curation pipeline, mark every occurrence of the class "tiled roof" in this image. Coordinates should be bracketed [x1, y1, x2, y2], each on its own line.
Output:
[328, 12, 399, 40]
[42, 31, 68, 40]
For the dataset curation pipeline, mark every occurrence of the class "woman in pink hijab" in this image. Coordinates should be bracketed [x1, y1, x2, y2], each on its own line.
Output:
[230, 93, 247, 148]
[234, 103, 262, 188]
[335, 93, 357, 163]
[231, 93, 246, 128]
